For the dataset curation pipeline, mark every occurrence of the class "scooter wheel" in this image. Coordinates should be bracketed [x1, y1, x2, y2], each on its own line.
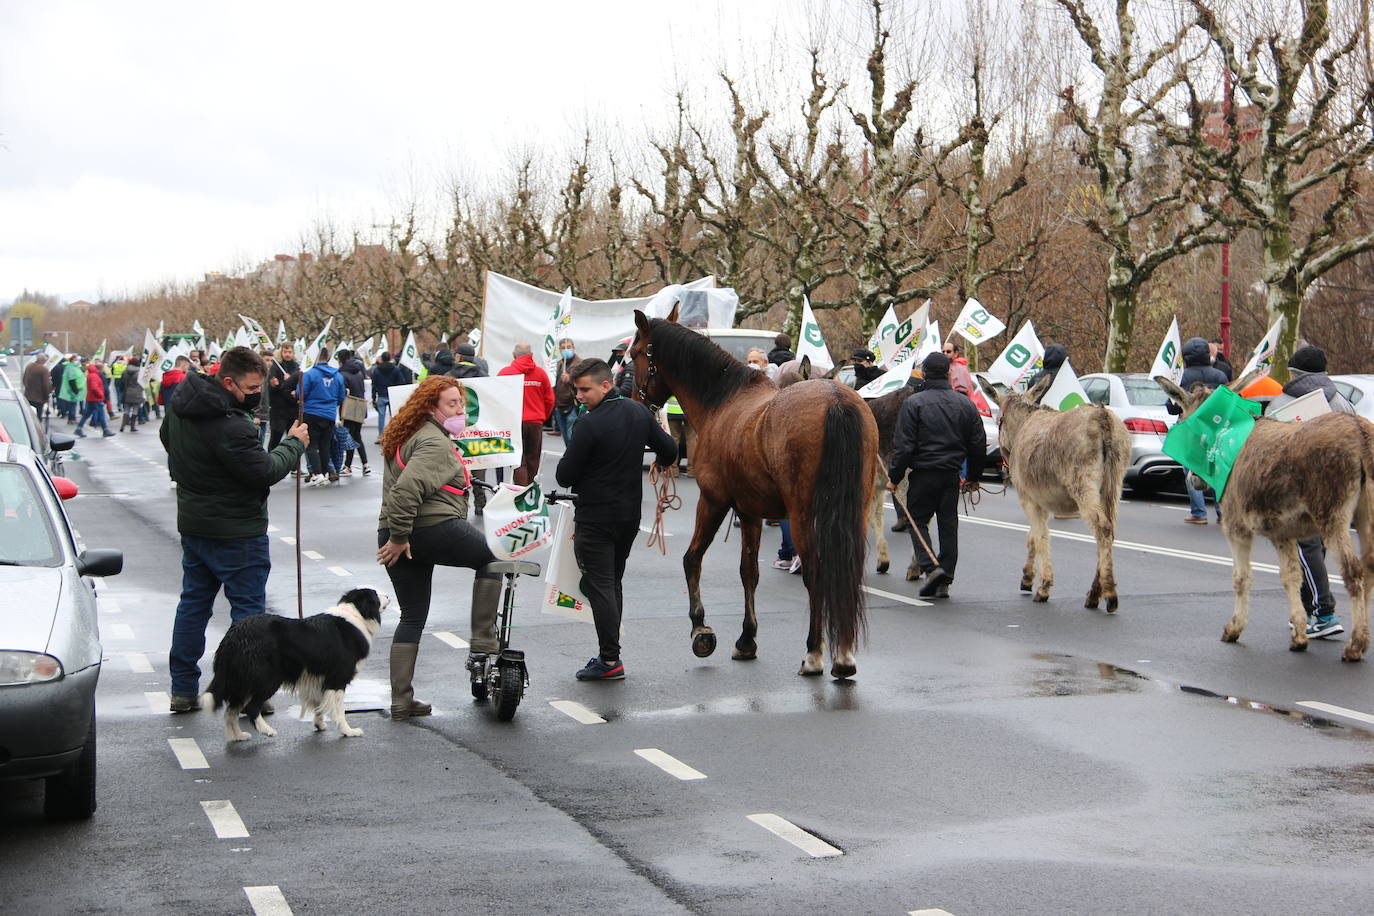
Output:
[495, 666, 522, 722]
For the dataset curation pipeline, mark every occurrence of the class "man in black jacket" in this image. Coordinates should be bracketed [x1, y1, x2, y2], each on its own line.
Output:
[555, 358, 677, 681]
[887, 352, 986, 599]
[267, 342, 301, 451]
[160, 347, 309, 712]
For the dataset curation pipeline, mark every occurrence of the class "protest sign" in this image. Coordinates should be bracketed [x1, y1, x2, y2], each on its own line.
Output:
[387, 375, 524, 470]
[542, 507, 592, 624]
[483, 481, 554, 560]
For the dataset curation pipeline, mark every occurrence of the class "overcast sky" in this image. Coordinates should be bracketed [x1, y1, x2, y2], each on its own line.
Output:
[0, 0, 813, 306]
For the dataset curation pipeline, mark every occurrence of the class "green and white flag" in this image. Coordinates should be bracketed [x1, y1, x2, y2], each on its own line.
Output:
[137, 329, 163, 385]
[238, 314, 274, 350]
[223, 327, 237, 349]
[796, 297, 833, 372]
[398, 330, 421, 375]
[92, 339, 107, 362]
[986, 321, 1045, 390]
[43, 343, 64, 364]
[1149, 317, 1184, 384]
[866, 305, 900, 365]
[950, 297, 1006, 346]
[887, 302, 932, 367]
[1162, 384, 1262, 499]
[1041, 358, 1090, 410]
[192, 319, 204, 336]
[542, 287, 574, 379]
[440, 331, 449, 344]
[276, 319, 288, 344]
[869, 302, 926, 368]
[1240, 315, 1285, 379]
[858, 351, 918, 399]
[355, 336, 376, 365]
[300, 317, 334, 371]
[483, 480, 554, 560]
[387, 375, 523, 470]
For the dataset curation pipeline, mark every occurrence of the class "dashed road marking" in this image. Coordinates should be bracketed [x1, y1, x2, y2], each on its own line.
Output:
[302, 550, 324, 560]
[280, 536, 296, 546]
[168, 737, 210, 770]
[433, 631, 469, 649]
[126, 652, 153, 673]
[861, 585, 932, 607]
[244, 886, 293, 916]
[550, 700, 606, 724]
[108, 622, 135, 640]
[327, 566, 352, 577]
[638, 525, 673, 537]
[1297, 701, 1374, 726]
[201, 799, 250, 838]
[100, 596, 122, 614]
[267, 525, 279, 532]
[746, 813, 842, 857]
[635, 748, 707, 780]
[909, 910, 956, 915]
[145, 691, 170, 714]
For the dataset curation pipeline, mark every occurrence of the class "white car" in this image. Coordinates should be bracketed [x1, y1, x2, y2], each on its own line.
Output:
[1079, 372, 1183, 492]
[1331, 375, 1374, 422]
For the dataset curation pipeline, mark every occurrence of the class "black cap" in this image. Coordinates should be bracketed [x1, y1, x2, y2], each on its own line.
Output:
[922, 352, 951, 378]
[850, 348, 876, 362]
[456, 342, 476, 358]
[1288, 345, 1326, 373]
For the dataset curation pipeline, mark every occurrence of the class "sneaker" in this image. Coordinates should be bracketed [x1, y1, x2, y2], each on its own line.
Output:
[305, 475, 328, 487]
[102, 430, 116, 437]
[788, 556, 802, 574]
[74, 428, 86, 438]
[361, 464, 372, 476]
[327, 470, 339, 482]
[919, 567, 953, 598]
[169, 694, 202, 713]
[1306, 615, 1346, 639]
[1184, 516, 1208, 525]
[465, 652, 489, 676]
[891, 518, 910, 532]
[771, 557, 792, 570]
[340, 466, 353, 476]
[576, 657, 626, 680]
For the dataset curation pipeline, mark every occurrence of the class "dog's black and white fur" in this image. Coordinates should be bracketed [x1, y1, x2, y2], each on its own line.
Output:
[206, 588, 389, 741]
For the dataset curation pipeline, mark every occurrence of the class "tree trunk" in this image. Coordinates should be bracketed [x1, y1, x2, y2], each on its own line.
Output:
[1260, 206, 1300, 384]
[1102, 250, 1138, 373]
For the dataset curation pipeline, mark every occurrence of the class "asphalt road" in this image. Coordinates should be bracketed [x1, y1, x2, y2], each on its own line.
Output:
[4, 386, 1374, 915]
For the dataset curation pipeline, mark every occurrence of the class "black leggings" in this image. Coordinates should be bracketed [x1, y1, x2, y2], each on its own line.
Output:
[304, 414, 335, 474]
[343, 419, 368, 468]
[379, 519, 499, 644]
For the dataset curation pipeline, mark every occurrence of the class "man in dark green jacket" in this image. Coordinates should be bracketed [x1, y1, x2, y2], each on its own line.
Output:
[160, 346, 309, 711]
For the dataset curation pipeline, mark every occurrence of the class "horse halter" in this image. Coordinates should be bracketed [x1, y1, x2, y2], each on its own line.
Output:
[635, 341, 664, 413]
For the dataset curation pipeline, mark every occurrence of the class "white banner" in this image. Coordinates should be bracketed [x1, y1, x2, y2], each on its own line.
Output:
[796, 297, 834, 372]
[986, 321, 1045, 390]
[482, 481, 555, 560]
[387, 375, 524, 470]
[1149, 317, 1184, 384]
[1041, 358, 1090, 410]
[481, 270, 724, 368]
[1240, 315, 1285, 379]
[950, 298, 1006, 346]
[542, 506, 592, 623]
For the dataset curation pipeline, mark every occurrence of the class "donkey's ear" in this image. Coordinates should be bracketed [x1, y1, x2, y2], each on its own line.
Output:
[1026, 374, 1052, 404]
[666, 301, 680, 324]
[798, 354, 812, 380]
[633, 309, 650, 333]
[1154, 374, 1190, 406]
[975, 374, 1001, 404]
[1230, 367, 1264, 393]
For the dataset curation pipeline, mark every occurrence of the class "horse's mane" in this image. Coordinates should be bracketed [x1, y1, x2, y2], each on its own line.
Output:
[648, 319, 770, 408]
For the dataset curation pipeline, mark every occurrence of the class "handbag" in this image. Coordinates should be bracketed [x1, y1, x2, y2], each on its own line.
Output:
[341, 395, 368, 423]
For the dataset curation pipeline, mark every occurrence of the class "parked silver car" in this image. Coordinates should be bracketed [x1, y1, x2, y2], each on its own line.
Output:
[0, 444, 122, 819]
[1080, 372, 1183, 492]
[1332, 375, 1374, 423]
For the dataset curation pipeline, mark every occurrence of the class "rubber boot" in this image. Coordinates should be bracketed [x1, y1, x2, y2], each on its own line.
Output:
[389, 642, 431, 718]
[470, 574, 503, 655]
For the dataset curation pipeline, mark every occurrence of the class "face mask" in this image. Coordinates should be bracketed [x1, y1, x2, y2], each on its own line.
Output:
[748, 363, 764, 371]
[561, 349, 575, 360]
[441, 414, 467, 436]
[241, 392, 262, 413]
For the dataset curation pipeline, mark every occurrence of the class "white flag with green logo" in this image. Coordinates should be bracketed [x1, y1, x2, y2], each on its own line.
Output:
[276, 319, 288, 344]
[1041, 358, 1090, 411]
[137, 329, 164, 385]
[951, 298, 1007, 346]
[542, 506, 592, 623]
[1240, 315, 1285, 379]
[796, 297, 833, 372]
[397, 330, 421, 375]
[387, 375, 523, 470]
[543, 287, 574, 379]
[1149, 317, 1184, 384]
[866, 305, 899, 365]
[483, 480, 554, 560]
[192, 319, 204, 336]
[92, 339, 106, 362]
[986, 321, 1045, 390]
[300, 317, 333, 371]
[238, 314, 274, 350]
[858, 351, 918, 399]
[886, 302, 932, 367]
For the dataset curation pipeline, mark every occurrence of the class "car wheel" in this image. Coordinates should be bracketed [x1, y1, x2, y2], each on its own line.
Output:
[44, 708, 96, 820]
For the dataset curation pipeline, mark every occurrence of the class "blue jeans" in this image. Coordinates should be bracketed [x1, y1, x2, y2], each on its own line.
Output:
[777, 520, 795, 561]
[169, 534, 271, 696]
[1186, 475, 1218, 520]
[375, 397, 390, 435]
[554, 406, 578, 446]
[76, 401, 109, 433]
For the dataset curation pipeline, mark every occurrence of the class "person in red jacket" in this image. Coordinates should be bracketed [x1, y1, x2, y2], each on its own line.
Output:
[497, 342, 555, 485]
[75, 360, 116, 438]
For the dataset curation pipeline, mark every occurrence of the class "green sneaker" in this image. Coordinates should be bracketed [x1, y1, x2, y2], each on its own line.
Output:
[1306, 615, 1345, 639]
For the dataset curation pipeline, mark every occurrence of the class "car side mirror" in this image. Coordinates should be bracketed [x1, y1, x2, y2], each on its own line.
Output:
[76, 549, 123, 578]
[49, 433, 76, 453]
[52, 477, 79, 500]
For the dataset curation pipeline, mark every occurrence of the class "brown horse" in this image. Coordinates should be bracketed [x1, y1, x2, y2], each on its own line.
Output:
[630, 309, 878, 678]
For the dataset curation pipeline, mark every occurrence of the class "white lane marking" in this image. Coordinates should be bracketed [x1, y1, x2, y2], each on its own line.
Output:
[1297, 701, 1374, 726]
[145, 691, 170, 714]
[100, 596, 122, 614]
[266, 525, 279, 532]
[909, 910, 956, 915]
[433, 631, 469, 649]
[635, 748, 707, 780]
[168, 737, 210, 770]
[327, 566, 352, 577]
[279, 536, 296, 546]
[126, 652, 154, 673]
[862, 585, 932, 607]
[302, 550, 324, 560]
[108, 623, 135, 640]
[550, 700, 605, 725]
[244, 886, 294, 916]
[746, 813, 842, 857]
[201, 799, 251, 839]
[638, 525, 673, 537]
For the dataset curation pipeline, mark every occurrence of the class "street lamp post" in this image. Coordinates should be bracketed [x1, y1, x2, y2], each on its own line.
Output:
[46, 330, 71, 353]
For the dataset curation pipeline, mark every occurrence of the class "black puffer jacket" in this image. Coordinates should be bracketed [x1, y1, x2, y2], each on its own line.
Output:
[446, 358, 487, 380]
[1269, 370, 1356, 414]
[767, 346, 795, 366]
[888, 378, 987, 481]
[1027, 344, 1067, 391]
[160, 371, 304, 539]
[340, 357, 367, 399]
[269, 358, 300, 413]
[1168, 337, 1230, 414]
[370, 362, 403, 398]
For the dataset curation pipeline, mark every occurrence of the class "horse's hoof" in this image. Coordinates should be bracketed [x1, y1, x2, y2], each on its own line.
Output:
[1019, 581, 1033, 592]
[876, 560, 889, 575]
[830, 663, 857, 680]
[1084, 598, 1099, 610]
[732, 643, 757, 660]
[1220, 629, 1241, 643]
[798, 663, 824, 676]
[1342, 648, 1364, 663]
[692, 630, 717, 658]
[1289, 639, 1308, 653]
[1032, 593, 1049, 603]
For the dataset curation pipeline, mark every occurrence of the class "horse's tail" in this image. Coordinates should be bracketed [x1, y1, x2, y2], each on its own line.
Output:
[808, 393, 870, 655]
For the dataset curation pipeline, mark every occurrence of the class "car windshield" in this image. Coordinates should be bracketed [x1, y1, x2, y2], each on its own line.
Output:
[0, 401, 34, 448]
[1123, 379, 1172, 407]
[0, 465, 62, 567]
[703, 332, 777, 363]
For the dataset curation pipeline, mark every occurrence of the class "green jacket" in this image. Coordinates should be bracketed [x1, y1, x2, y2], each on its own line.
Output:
[160, 371, 304, 539]
[60, 362, 86, 402]
[378, 418, 469, 543]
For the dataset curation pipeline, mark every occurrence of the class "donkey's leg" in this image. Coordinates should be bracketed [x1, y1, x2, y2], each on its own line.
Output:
[1020, 528, 1037, 592]
[1024, 503, 1054, 602]
[870, 473, 890, 574]
[734, 515, 764, 660]
[1329, 526, 1368, 662]
[1274, 539, 1310, 652]
[1352, 496, 1374, 662]
[1079, 496, 1119, 612]
[1221, 528, 1254, 642]
[684, 497, 731, 658]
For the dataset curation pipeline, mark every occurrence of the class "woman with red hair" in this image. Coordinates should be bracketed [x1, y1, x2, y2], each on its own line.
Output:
[376, 375, 501, 718]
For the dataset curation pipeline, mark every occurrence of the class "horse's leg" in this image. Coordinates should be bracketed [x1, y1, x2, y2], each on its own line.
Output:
[870, 472, 890, 574]
[1274, 539, 1310, 652]
[1221, 528, 1254, 643]
[793, 516, 825, 676]
[734, 515, 763, 660]
[1329, 525, 1368, 662]
[684, 497, 730, 657]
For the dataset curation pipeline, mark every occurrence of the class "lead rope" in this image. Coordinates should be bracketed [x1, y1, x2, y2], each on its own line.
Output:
[646, 463, 682, 555]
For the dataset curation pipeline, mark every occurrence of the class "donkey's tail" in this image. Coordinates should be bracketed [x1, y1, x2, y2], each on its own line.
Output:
[1096, 406, 1129, 520]
[807, 393, 872, 656]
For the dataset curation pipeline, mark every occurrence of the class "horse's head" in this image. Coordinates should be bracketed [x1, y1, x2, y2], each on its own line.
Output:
[631, 305, 678, 411]
[1154, 368, 1264, 419]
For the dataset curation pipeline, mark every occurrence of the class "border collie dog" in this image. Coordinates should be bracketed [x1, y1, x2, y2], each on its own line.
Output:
[206, 588, 389, 741]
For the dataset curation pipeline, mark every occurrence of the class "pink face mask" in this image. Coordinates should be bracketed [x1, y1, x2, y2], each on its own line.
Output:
[441, 414, 467, 436]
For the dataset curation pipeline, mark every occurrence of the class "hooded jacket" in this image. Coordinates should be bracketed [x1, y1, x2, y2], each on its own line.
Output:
[300, 361, 346, 420]
[497, 353, 555, 423]
[159, 370, 305, 538]
[370, 361, 404, 397]
[888, 377, 988, 481]
[1027, 344, 1067, 391]
[60, 361, 86, 402]
[339, 357, 367, 399]
[1168, 337, 1230, 415]
[446, 356, 486, 380]
[1269, 369, 1356, 415]
[84, 365, 106, 403]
